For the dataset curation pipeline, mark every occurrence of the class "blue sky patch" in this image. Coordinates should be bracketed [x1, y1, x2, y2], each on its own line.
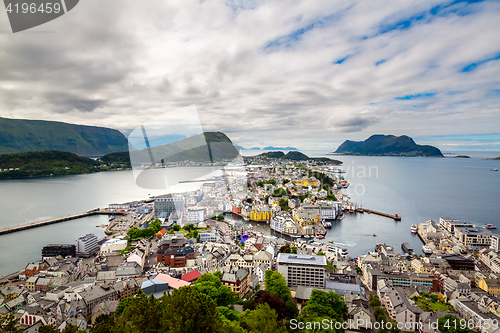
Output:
[395, 93, 436, 100]
[461, 52, 500, 72]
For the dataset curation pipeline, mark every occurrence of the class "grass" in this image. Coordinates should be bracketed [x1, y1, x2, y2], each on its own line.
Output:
[413, 295, 454, 312]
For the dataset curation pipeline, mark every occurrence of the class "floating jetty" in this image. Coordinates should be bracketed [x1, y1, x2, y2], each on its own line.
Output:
[0, 209, 126, 236]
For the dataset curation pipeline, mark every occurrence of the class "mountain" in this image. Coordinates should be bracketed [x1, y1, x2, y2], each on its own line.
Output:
[263, 146, 297, 150]
[127, 133, 187, 149]
[257, 151, 342, 164]
[334, 134, 443, 157]
[0, 117, 129, 157]
[0, 150, 100, 179]
[107, 132, 239, 164]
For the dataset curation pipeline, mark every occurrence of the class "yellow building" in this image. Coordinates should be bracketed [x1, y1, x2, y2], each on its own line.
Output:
[293, 177, 319, 188]
[479, 278, 500, 296]
[411, 259, 433, 273]
[249, 207, 273, 221]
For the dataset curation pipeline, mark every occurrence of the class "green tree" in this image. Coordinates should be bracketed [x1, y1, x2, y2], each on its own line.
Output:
[438, 315, 475, 333]
[0, 314, 23, 333]
[265, 270, 292, 302]
[91, 314, 115, 333]
[194, 273, 237, 306]
[369, 294, 382, 308]
[160, 286, 222, 333]
[240, 303, 285, 333]
[300, 290, 347, 323]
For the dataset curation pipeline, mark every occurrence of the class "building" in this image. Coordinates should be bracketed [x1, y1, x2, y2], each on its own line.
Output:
[42, 244, 76, 258]
[479, 278, 500, 296]
[100, 238, 128, 255]
[439, 217, 475, 234]
[454, 227, 492, 248]
[187, 207, 206, 223]
[221, 266, 250, 298]
[74, 234, 99, 257]
[154, 194, 185, 219]
[491, 235, 500, 252]
[158, 246, 195, 268]
[442, 254, 475, 270]
[384, 287, 423, 331]
[276, 253, 326, 288]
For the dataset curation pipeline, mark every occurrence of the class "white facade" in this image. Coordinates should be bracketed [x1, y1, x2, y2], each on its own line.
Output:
[100, 238, 128, 254]
[187, 208, 206, 223]
[75, 234, 99, 254]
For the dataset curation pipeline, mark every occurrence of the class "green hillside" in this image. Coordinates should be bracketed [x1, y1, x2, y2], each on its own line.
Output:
[0, 150, 100, 179]
[0, 117, 129, 156]
[334, 134, 443, 157]
[114, 132, 239, 165]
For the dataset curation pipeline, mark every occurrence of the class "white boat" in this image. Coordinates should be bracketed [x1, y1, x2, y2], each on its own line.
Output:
[422, 245, 432, 254]
[411, 224, 417, 233]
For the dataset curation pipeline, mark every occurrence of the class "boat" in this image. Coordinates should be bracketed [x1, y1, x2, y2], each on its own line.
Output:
[373, 233, 377, 237]
[316, 235, 325, 239]
[422, 245, 432, 254]
[322, 220, 332, 228]
[483, 224, 497, 229]
[411, 224, 417, 233]
[402, 242, 414, 255]
[329, 240, 333, 243]
[303, 235, 311, 239]
[491, 169, 498, 171]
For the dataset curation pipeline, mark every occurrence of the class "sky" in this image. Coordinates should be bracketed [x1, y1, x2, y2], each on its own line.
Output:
[0, 0, 500, 151]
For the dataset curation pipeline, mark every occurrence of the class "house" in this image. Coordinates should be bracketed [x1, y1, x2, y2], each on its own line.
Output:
[181, 270, 202, 283]
[384, 287, 423, 331]
[479, 278, 500, 296]
[78, 284, 118, 316]
[221, 266, 250, 298]
[25, 261, 49, 278]
[154, 273, 191, 289]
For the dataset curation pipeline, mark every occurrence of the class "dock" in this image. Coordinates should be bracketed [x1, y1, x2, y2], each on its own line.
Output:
[362, 209, 401, 221]
[0, 209, 126, 236]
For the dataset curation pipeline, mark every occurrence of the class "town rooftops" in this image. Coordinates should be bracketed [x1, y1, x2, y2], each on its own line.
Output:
[276, 253, 327, 266]
[154, 273, 191, 289]
[181, 270, 202, 282]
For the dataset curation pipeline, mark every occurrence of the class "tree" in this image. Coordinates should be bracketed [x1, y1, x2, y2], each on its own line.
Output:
[0, 314, 23, 333]
[91, 314, 115, 333]
[240, 303, 285, 333]
[369, 294, 381, 308]
[172, 224, 181, 231]
[160, 286, 222, 333]
[317, 251, 325, 256]
[265, 270, 293, 302]
[216, 215, 224, 221]
[194, 273, 237, 307]
[300, 290, 347, 323]
[438, 315, 475, 333]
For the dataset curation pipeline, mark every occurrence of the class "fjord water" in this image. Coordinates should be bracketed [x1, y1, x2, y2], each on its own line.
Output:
[0, 153, 499, 275]
[306, 151, 500, 257]
[0, 167, 219, 276]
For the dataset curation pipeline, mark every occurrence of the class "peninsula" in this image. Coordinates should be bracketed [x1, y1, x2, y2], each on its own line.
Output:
[334, 134, 443, 157]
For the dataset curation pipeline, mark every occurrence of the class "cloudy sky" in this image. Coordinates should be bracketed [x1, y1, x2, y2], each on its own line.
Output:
[1, 0, 500, 151]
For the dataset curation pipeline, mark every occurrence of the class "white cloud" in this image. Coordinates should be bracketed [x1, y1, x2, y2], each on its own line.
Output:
[0, 0, 499, 149]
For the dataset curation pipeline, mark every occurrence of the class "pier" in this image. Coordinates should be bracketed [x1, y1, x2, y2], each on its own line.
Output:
[362, 209, 402, 221]
[0, 209, 126, 236]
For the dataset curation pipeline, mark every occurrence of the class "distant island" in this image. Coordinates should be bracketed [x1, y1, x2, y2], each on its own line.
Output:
[453, 155, 470, 158]
[486, 156, 500, 160]
[263, 146, 298, 151]
[256, 151, 342, 164]
[236, 146, 298, 150]
[333, 134, 443, 157]
[0, 117, 129, 157]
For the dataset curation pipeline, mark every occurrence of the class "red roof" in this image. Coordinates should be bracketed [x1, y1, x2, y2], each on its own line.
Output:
[158, 228, 167, 235]
[181, 270, 202, 282]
